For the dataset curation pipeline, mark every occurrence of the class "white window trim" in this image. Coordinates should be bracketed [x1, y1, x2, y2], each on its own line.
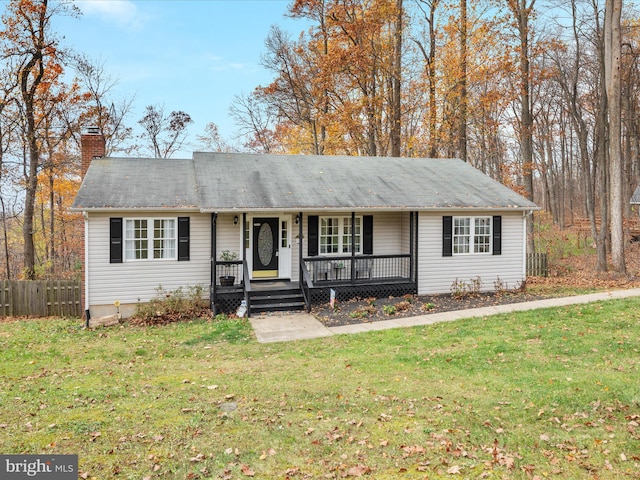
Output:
[319, 215, 362, 255]
[124, 217, 177, 262]
[452, 216, 492, 255]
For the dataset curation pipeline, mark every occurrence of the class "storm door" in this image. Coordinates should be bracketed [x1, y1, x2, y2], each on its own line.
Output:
[252, 217, 279, 278]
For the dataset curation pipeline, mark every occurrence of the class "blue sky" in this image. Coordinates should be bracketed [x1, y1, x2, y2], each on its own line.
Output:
[51, 0, 307, 155]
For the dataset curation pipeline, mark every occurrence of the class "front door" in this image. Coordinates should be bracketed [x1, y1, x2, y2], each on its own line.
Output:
[253, 217, 279, 278]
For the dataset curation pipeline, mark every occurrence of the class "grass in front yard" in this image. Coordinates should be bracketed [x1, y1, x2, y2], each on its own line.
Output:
[0, 300, 639, 479]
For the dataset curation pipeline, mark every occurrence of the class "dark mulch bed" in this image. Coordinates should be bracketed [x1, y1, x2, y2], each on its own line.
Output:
[311, 291, 552, 327]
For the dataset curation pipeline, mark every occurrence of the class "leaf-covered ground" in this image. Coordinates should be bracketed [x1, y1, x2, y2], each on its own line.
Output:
[1, 297, 640, 479]
[313, 242, 640, 327]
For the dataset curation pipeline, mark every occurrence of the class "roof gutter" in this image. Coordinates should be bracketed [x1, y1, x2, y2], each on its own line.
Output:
[70, 207, 202, 213]
[198, 206, 541, 213]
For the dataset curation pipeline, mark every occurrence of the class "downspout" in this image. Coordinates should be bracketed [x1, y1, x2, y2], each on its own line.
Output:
[211, 212, 218, 315]
[523, 211, 530, 279]
[414, 212, 419, 292]
[83, 212, 90, 328]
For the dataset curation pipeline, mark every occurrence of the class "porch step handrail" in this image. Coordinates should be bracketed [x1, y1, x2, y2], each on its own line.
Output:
[300, 257, 313, 312]
[243, 259, 252, 316]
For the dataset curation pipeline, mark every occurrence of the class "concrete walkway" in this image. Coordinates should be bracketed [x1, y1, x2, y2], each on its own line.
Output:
[249, 288, 640, 343]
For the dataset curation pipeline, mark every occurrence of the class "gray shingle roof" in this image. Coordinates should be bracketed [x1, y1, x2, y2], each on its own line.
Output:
[72, 158, 199, 210]
[72, 153, 538, 212]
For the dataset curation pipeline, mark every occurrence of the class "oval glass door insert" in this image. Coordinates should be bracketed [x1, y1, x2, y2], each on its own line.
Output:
[257, 223, 274, 267]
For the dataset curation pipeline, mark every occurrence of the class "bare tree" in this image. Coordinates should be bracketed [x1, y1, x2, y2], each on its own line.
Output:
[504, 0, 537, 254]
[196, 122, 238, 152]
[414, 0, 441, 158]
[605, 0, 625, 273]
[71, 54, 134, 155]
[230, 91, 278, 153]
[138, 104, 193, 158]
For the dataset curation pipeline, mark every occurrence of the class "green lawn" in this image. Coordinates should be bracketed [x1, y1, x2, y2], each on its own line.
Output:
[1, 298, 639, 479]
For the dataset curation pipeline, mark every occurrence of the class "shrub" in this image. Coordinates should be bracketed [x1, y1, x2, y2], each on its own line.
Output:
[395, 301, 411, 312]
[131, 285, 209, 325]
[421, 302, 435, 311]
[451, 277, 483, 299]
[383, 304, 397, 315]
[349, 305, 377, 319]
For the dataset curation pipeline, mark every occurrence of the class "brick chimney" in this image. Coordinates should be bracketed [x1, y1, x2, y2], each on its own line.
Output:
[80, 126, 106, 176]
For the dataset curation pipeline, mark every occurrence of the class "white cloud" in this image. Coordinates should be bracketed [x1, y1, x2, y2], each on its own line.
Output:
[75, 0, 143, 31]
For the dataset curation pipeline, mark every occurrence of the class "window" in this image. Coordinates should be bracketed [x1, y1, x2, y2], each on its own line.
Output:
[124, 218, 176, 261]
[320, 216, 361, 255]
[453, 216, 491, 255]
[281, 220, 288, 248]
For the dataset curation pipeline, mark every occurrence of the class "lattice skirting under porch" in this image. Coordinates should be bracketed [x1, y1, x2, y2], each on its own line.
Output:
[213, 282, 417, 315]
[308, 283, 417, 306]
[214, 292, 244, 315]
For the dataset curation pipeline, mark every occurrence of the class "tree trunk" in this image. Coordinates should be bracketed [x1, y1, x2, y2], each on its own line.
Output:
[510, 0, 536, 254]
[390, 0, 402, 157]
[605, 0, 625, 273]
[458, 0, 468, 162]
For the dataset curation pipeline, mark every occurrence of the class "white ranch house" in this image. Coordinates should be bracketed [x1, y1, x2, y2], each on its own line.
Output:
[72, 131, 538, 319]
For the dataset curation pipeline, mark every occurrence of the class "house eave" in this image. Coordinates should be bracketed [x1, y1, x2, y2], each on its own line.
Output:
[200, 205, 540, 213]
[70, 207, 201, 213]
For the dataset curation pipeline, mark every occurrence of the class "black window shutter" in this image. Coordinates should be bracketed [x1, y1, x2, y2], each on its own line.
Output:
[178, 216, 190, 261]
[492, 215, 502, 255]
[442, 216, 453, 257]
[363, 215, 373, 254]
[308, 215, 319, 256]
[110, 218, 123, 263]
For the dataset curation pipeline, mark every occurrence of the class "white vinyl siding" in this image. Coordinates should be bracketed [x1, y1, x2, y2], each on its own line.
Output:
[418, 212, 525, 295]
[87, 212, 210, 308]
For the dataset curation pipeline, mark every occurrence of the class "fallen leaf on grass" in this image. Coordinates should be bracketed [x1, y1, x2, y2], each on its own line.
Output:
[401, 445, 426, 455]
[447, 465, 461, 474]
[347, 465, 371, 476]
[259, 448, 276, 459]
[241, 464, 255, 476]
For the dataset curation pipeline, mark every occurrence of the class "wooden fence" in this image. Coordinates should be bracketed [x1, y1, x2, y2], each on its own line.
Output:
[0, 279, 81, 318]
[526, 253, 548, 277]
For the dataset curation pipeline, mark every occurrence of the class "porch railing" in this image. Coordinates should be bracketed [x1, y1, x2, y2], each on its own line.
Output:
[215, 260, 244, 287]
[211, 259, 244, 315]
[302, 254, 412, 284]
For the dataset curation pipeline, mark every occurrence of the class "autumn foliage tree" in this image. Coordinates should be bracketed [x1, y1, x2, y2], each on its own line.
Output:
[0, 0, 78, 279]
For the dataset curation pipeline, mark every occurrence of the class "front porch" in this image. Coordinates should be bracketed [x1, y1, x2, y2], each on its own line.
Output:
[210, 211, 419, 316]
[212, 254, 417, 316]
